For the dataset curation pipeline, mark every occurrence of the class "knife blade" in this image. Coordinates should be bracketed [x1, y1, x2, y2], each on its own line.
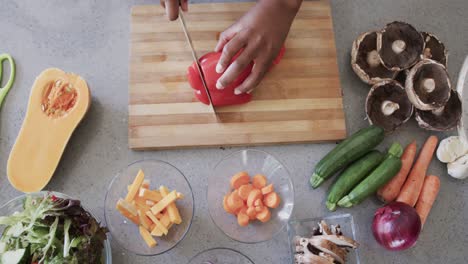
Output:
[178, 10, 217, 115]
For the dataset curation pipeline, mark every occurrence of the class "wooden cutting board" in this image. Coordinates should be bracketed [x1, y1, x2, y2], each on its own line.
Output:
[129, 1, 346, 150]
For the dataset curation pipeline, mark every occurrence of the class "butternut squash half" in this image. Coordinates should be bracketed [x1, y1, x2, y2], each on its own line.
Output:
[7, 68, 90, 192]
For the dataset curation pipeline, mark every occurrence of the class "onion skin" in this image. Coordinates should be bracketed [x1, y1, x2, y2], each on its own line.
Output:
[372, 201, 421, 251]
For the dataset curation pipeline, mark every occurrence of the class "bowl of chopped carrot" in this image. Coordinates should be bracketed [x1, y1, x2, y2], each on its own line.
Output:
[104, 159, 194, 256]
[208, 149, 294, 243]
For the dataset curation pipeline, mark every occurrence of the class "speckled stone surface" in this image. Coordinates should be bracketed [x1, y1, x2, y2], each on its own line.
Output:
[0, 0, 467, 263]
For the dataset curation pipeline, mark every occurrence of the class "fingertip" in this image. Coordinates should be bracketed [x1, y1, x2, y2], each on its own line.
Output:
[234, 88, 243, 95]
[215, 63, 224, 74]
[216, 80, 224, 90]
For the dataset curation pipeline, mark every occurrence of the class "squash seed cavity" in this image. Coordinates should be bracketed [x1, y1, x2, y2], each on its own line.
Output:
[41, 79, 77, 118]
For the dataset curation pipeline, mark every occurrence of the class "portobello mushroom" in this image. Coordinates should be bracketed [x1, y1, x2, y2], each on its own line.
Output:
[366, 80, 414, 132]
[422, 32, 448, 66]
[351, 31, 397, 84]
[415, 89, 462, 131]
[317, 235, 359, 249]
[377, 21, 425, 71]
[406, 59, 451, 110]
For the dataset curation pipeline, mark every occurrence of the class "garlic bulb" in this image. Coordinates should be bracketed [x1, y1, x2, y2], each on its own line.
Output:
[436, 136, 468, 163]
[447, 154, 468, 179]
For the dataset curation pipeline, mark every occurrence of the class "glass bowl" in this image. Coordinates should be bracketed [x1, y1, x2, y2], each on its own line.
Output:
[208, 149, 294, 243]
[288, 214, 360, 264]
[188, 247, 254, 264]
[104, 159, 194, 256]
[0, 191, 112, 264]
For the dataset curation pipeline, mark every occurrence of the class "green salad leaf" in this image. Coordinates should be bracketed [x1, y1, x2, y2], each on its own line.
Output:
[0, 193, 108, 264]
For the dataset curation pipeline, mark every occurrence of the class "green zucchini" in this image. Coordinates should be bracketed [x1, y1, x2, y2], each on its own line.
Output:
[326, 150, 385, 211]
[310, 125, 385, 188]
[338, 143, 403, 208]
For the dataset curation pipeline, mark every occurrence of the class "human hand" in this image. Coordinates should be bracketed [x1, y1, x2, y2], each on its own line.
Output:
[160, 0, 188, 21]
[214, 0, 301, 94]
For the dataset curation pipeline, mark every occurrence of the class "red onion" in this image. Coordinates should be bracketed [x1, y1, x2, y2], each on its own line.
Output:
[372, 201, 421, 251]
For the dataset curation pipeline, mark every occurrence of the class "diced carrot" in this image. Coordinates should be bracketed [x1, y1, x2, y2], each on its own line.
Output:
[146, 200, 156, 206]
[256, 207, 271, 223]
[237, 212, 249, 227]
[230, 171, 250, 189]
[146, 211, 168, 235]
[255, 205, 264, 212]
[227, 191, 244, 213]
[223, 194, 236, 214]
[264, 192, 281, 209]
[139, 226, 157, 248]
[415, 175, 440, 227]
[254, 199, 263, 207]
[397, 136, 438, 206]
[246, 206, 257, 220]
[142, 179, 150, 189]
[261, 184, 274, 195]
[156, 213, 164, 219]
[238, 184, 254, 201]
[160, 213, 172, 229]
[252, 174, 267, 189]
[378, 141, 417, 203]
[247, 189, 263, 207]
[176, 192, 184, 199]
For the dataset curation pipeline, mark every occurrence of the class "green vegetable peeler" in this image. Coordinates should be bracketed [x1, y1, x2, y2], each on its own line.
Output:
[0, 53, 16, 109]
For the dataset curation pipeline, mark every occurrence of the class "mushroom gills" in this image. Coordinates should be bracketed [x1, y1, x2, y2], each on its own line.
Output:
[351, 31, 397, 84]
[415, 89, 461, 131]
[366, 80, 413, 132]
[422, 32, 448, 66]
[405, 59, 451, 110]
[378, 21, 424, 70]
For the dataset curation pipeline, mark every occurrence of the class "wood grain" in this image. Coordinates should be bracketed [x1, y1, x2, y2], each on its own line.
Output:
[129, 1, 347, 149]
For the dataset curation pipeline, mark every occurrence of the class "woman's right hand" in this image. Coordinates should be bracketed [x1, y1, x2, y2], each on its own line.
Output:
[160, 0, 188, 21]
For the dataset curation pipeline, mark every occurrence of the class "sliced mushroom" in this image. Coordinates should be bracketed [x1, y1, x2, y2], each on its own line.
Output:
[318, 220, 331, 235]
[295, 253, 334, 264]
[306, 237, 347, 264]
[377, 21, 424, 71]
[415, 89, 461, 131]
[366, 80, 414, 132]
[317, 235, 360, 249]
[422, 32, 448, 67]
[406, 59, 452, 110]
[351, 31, 397, 84]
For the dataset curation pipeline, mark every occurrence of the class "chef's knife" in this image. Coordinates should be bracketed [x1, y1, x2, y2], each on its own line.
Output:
[178, 10, 217, 115]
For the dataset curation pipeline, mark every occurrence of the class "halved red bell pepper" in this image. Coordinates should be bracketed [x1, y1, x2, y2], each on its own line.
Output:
[187, 46, 286, 107]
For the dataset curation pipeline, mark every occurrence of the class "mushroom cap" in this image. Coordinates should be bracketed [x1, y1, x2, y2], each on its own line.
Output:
[422, 32, 448, 67]
[366, 80, 414, 132]
[377, 21, 425, 71]
[415, 89, 462, 131]
[351, 31, 397, 85]
[405, 59, 451, 110]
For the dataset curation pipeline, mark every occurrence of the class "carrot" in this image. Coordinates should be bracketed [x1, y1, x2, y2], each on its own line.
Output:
[252, 174, 267, 189]
[397, 136, 438, 206]
[415, 175, 440, 227]
[246, 206, 257, 220]
[256, 207, 271, 223]
[377, 141, 417, 203]
[237, 212, 250, 227]
[238, 184, 254, 201]
[247, 189, 263, 207]
[227, 191, 244, 213]
[254, 199, 263, 207]
[223, 194, 235, 214]
[230, 171, 250, 189]
[261, 184, 274, 195]
[264, 192, 281, 209]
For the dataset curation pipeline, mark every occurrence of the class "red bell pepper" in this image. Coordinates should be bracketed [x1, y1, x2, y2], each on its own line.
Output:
[187, 46, 286, 107]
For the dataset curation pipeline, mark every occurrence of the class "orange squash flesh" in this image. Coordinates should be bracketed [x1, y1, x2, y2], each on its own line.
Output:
[7, 68, 90, 192]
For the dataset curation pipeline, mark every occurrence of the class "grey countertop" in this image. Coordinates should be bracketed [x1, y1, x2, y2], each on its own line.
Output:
[1, 0, 467, 263]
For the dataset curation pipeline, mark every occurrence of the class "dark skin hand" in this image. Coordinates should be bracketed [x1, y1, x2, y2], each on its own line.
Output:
[161, 0, 302, 94]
